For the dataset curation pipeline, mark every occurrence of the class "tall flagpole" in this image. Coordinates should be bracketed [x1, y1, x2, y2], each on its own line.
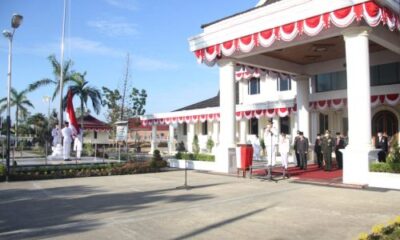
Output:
[58, 0, 68, 133]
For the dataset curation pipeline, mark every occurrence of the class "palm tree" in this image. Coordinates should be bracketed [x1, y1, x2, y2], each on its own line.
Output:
[0, 88, 34, 148]
[29, 54, 74, 100]
[64, 72, 102, 127]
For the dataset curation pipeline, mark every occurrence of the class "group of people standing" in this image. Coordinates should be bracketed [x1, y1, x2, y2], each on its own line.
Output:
[253, 121, 347, 172]
[51, 122, 83, 161]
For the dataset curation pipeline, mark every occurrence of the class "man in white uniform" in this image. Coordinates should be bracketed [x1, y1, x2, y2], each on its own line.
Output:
[263, 122, 277, 166]
[61, 122, 73, 161]
[73, 126, 83, 160]
[51, 124, 61, 146]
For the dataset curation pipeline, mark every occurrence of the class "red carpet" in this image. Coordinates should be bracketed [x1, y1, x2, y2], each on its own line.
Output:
[252, 164, 343, 180]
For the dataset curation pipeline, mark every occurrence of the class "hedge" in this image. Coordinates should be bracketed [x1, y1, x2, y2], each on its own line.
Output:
[174, 152, 215, 162]
[358, 216, 400, 240]
[0, 161, 167, 182]
[370, 163, 400, 174]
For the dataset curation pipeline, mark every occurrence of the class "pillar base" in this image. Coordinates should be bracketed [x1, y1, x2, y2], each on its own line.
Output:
[342, 146, 371, 185]
[215, 147, 237, 173]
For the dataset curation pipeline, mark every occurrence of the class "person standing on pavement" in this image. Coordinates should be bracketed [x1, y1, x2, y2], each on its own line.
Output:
[322, 130, 336, 171]
[62, 122, 73, 161]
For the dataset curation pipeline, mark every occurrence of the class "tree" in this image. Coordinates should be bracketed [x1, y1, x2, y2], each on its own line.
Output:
[0, 88, 34, 147]
[130, 88, 147, 117]
[28, 55, 75, 100]
[64, 72, 102, 127]
[102, 86, 122, 125]
[27, 113, 51, 147]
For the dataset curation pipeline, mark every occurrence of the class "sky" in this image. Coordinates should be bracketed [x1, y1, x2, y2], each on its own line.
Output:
[0, 0, 260, 121]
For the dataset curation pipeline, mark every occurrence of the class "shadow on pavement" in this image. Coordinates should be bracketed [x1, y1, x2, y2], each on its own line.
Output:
[0, 182, 222, 240]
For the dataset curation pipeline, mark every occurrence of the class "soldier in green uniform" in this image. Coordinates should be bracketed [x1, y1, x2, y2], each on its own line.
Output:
[321, 130, 336, 171]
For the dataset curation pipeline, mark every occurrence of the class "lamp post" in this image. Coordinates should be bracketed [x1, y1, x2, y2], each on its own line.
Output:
[43, 96, 51, 165]
[3, 13, 23, 181]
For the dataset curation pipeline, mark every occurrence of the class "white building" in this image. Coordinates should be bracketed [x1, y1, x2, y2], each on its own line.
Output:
[142, 0, 400, 185]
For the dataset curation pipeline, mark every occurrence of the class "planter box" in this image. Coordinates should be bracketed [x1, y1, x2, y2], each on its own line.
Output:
[369, 172, 400, 190]
[168, 159, 215, 172]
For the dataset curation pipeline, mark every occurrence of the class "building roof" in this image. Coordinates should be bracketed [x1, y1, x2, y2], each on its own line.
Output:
[128, 117, 169, 131]
[79, 114, 112, 131]
[174, 92, 220, 112]
[201, 0, 282, 29]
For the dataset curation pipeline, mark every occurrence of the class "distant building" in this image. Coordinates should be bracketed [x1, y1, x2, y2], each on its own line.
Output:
[128, 118, 169, 143]
[79, 114, 112, 144]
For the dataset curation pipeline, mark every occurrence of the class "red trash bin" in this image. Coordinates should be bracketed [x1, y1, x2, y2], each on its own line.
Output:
[239, 144, 253, 169]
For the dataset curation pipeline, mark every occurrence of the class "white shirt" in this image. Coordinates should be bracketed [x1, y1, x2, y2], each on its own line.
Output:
[263, 129, 277, 147]
[279, 137, 290, 154]
[62, 127, 73, 143]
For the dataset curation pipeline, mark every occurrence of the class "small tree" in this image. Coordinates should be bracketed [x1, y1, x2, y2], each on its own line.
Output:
[206, 138, 214, 153]
[260, 138, 266, 156]
[387, 143, 400, 164]
[192, 134, 200, 154]
[176, 141, 186, 152]
[150, 149, 167, 169]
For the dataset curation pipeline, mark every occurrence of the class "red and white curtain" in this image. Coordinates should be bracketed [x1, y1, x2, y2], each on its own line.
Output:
[194, 1, 400, 64]
[310, 94, 400, 110]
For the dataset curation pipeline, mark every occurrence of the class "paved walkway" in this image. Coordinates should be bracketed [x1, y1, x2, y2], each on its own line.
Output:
[0, 171, 399, 240]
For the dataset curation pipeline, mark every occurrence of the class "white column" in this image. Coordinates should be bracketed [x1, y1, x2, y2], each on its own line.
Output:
[217, 60, 236, 173]
[212, 121, 219, 146]
[342, 27, 372, 185]
[239, 119, 247, 144]
[168, 124, 175, 154]
[295, 75, 310, 139]
[310, 112, 319, 143]
[150, 125, 157, 153]
[187, 123, 195, 153]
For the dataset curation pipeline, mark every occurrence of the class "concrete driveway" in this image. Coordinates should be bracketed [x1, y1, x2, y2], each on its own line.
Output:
[0, 170, 399, 240]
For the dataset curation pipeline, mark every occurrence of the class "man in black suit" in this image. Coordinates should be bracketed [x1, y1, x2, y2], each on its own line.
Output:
[335, 132, 345, 169]
[314, 134, 323, 168]
[293, 130, 300, 167]
[296, 132, 309, 170]
[375, 132, 388, 162]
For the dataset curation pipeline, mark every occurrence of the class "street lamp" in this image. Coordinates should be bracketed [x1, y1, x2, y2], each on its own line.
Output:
[3, 13, 23, 181]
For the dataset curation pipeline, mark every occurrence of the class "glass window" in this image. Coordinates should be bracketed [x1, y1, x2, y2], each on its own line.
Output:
[248, 78, 260, 95]
[316, 71, 346, 92]
[319, 113, 329, 134]
[201, 121, 208, 135]
[182, 122, 187, 136]
[277, 75, 292, 91]
[248, 118, 259, 135]
[280, 117, 290, 134]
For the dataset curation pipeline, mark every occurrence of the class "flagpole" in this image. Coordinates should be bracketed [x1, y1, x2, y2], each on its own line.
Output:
[58, 0, 68, 133]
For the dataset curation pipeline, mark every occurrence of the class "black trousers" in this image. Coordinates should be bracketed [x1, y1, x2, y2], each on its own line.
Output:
[335, 150, 343, 169]
[316, 152, 323, 168]
[378, 151, 387, 162]
[299, 152, 307, 170]
[295, 152, 300, 167]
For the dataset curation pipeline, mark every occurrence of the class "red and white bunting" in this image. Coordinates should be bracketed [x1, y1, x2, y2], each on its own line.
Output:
[277, 108, 290, 117]
[385, 94, 400, 106]
[194, 1, 399, 64]
[265, 109, 277, 118]
[331, 99, 345, 110]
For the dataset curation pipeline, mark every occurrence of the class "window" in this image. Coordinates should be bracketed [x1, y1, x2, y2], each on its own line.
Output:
[201, 121, 208, 135]
[370, 62, 400, 86]
[182, 122, 187, 136]
[277, 75, 292, 91]
[248, 78, 260, 95]
[280, 117, 290, 134]
[94, 131, 98, 139]
[316, 70, 347, 92]
[319, 113, 329, 134]
[248, 118, 259, 135]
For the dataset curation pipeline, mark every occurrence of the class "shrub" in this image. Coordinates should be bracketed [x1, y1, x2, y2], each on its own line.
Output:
[176, 141, 186, 152]
[157, 142, 168, 148]
[0, 164, 5, 176]
[370, 162, 400, 173]
[150, 150, 167, 169]
[206, 138, 214, 153]
[387, 143, 400, 164]
[357, 216, 400, 240]
[83, 144, 94, 156]
[175, 152, 215, 162]
[192, 135, 200, 154]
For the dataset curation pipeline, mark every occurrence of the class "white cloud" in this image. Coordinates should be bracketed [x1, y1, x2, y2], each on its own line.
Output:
[105, 0, 138, 11]
[132, 57, 180, 71]
[87, 19, 139, 37]
[66, 37, 125, 57]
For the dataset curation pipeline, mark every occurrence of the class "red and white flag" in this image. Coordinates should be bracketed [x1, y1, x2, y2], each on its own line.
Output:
[65, 89, 80, 135]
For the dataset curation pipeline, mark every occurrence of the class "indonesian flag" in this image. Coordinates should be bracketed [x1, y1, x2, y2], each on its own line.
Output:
[65, 89, 80, 135]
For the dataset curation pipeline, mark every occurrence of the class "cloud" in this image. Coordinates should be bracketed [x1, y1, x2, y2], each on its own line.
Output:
[87, 19, 139, 37]
[132, 57, 180, 71]
[104, 0, 138, 11]
[66, 37, 125, 57]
